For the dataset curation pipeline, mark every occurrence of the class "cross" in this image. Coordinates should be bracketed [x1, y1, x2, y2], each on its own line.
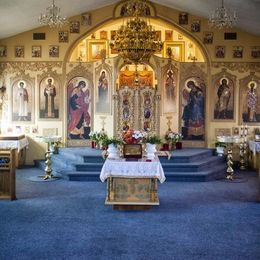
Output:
[191, 56, 197, 62]
[100, 116, 106, 131]
[76, 56, 82, 63]
[166, 116, 172, 131]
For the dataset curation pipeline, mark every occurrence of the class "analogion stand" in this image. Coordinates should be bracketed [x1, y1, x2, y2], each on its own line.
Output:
[100, 158, 166, 210]
[34, 135, 61, 181]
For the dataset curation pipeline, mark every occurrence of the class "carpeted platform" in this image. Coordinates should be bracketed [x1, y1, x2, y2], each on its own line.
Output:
[34, 148, 227, 182]
[0, 168, 260, 260]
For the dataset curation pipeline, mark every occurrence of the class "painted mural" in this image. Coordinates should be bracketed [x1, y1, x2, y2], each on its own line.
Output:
[213, 77, 235, 120]
[67, 77, 91, 139]
[39, 77, 59, 119]
[240, 80, 260, 124]
[12, 80, 33, 122]
[96, 69, 110, 113]
[181, 78, 205, 140]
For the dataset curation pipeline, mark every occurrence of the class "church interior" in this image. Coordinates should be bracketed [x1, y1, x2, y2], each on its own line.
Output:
[0, 0, 260, 259]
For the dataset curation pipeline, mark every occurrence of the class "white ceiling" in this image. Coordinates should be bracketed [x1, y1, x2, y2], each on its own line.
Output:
[0, 0, 260, 40]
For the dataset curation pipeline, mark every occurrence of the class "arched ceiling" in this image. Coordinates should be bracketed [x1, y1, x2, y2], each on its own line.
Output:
[0, 0, 259, 40]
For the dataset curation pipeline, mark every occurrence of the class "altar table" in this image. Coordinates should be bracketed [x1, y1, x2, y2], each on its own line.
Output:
[100, 158, 165, 209]
[0, 134, 29, 168]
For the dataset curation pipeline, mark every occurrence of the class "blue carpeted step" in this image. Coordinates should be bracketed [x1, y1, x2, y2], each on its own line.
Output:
[165, 164, 227, 182]
[83, 156, 105, 163]
[65, 171, 101, 181]
[161, 156, 224, 172]
[159, 148, 214, 163]
[74, 162, 103, 171]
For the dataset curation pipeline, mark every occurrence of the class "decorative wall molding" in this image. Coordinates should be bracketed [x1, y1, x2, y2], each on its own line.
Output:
[212, 62, 260, 73]
[66, 63, 93, 82]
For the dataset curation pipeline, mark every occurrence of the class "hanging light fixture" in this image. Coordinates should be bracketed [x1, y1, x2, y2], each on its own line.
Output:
[208, 0, 237, 29]
[39, 0, 68, 28]
[110, 0, 163, 65]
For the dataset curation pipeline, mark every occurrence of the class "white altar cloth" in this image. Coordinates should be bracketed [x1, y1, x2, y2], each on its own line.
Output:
[249, 140, 260, 155]
[0, 136, 29, 151]
[100, 158, 166, 183]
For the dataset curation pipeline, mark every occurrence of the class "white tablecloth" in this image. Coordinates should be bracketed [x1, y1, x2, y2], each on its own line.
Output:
[100, 158, 166, 183]
[35, 135, 61, 144]
[249, 140, 260, 155]
[0, 137, 29, 151]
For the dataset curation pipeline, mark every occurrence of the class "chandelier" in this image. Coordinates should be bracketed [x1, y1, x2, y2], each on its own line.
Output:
[110, 0, 163, 64]
[39, 0, 67, 28]
[208, 0, 237, 29]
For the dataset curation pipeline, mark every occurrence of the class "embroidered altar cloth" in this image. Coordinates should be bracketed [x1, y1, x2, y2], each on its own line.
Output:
[100, 158, 166, 183]
[0, 135, 29, 151]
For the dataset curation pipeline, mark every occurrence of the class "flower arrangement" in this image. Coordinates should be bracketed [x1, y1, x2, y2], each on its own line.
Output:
[145, 133, 161, 144]
[102, 137, 123, 147]
[122, 129, 147, 144]
[89, 130, 108, 148]
[165, 132, 183, 143]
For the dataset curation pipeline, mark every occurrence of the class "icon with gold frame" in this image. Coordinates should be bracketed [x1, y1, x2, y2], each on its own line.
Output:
[100, 30, 108, 40]
[87, 40, 108, 61]
[0, 45, 7, 57]
[163, 41, 185, 62]
[165, 30, 173, 41]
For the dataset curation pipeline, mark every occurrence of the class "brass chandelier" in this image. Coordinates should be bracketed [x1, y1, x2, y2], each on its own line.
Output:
[110, 0, 163, 65]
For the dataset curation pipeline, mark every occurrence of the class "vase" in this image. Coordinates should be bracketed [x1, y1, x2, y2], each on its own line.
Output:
[146, 143, 157, 160]
[107, 144, 119, 159]
[170, 142, 176, 151]
[216, 146, 225, 156]
[176, 142, 182, 150]
[162, 143, 169, 151]
[91, 141, 96, 149]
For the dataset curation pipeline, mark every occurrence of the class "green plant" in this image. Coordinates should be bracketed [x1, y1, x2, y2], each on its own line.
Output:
[145, 134, 161, 144]
[102, 137, 123, 146]
[215, 141, 227, 148]
[254, 128, 260, 135]
[165, 132, 183, 143]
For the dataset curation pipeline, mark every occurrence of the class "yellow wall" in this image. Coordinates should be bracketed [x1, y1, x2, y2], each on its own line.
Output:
[0, 0, 260, 164]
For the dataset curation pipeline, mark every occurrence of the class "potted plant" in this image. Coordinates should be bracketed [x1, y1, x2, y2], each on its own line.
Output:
[89, 130, 108, 149]
[145, 133, 161, 160]
[215, 141, 226, 156]
[89, 131, 98, 148]
[50, 140, 62, 154]
[254, 128, 260, 141]
[175, 134, 183, 150]
[165, 131, 182, 150]
[102, 137, 122, 159]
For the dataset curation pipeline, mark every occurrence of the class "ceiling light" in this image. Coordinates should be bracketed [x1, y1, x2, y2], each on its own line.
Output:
[208, 0, 237, 29]
[39, 0, 67, 28]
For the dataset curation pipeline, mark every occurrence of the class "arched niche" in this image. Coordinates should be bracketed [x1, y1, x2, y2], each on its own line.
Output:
[67, 18, 207, 64]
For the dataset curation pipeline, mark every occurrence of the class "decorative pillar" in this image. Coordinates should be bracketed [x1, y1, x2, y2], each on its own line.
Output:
[134, 88, 140, 130]
[155, 94, 161, 135]
[113, 93, 118, 136]
[240, 124, 248, 170]
[226, 149, 234, 180]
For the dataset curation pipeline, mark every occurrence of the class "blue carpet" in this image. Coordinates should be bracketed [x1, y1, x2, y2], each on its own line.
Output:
[0, 168, 260, 260]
